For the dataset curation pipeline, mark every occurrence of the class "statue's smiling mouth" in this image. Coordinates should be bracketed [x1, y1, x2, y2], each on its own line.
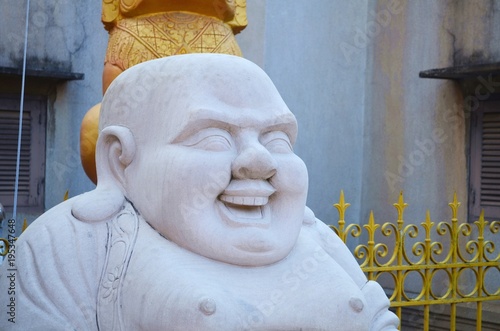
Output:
[222, 201, 263, 218]
[219, 195, 269, 206]
[218, 202, 270, 227]
[217, 179, 274, 227]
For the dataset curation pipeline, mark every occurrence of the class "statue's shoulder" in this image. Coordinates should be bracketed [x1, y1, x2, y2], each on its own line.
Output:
[19, 194, 111, 239]
[299, 207, 348, 252]
[18, 198, 77, 241]
[299, 207, 367, 287]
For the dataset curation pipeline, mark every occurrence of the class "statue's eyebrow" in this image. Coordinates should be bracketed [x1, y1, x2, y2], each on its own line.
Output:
[171, 118, 234, 144]
[261, 121, 298, 145]
[171, 109, 298, 144]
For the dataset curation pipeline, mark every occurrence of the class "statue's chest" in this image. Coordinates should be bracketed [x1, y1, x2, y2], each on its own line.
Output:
[166, 253, 372, 330]
[122, 242, 373, 330]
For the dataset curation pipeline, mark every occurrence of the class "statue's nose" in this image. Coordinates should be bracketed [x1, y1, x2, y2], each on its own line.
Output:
[231, 144, 277, 180]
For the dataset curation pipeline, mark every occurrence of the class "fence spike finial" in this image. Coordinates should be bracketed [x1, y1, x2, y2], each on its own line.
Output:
[334, 190, 350, 221]
[393, 191, 408, 223]
[448, 192, 461, 219]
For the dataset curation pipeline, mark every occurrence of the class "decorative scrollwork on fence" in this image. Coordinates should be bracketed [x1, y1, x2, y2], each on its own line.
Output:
[330, 191, 500, 331]
[0, 219, 28, 257]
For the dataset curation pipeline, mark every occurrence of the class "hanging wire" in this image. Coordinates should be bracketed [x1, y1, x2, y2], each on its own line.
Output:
[12, 0, 31, 223]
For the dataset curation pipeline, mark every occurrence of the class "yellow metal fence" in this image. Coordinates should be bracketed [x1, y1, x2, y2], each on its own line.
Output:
[330, 191, 500, 331]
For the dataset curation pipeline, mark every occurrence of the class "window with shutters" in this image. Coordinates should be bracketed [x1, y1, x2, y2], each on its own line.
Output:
[469, 100, 500, 220]
[0, 94, 46, 212]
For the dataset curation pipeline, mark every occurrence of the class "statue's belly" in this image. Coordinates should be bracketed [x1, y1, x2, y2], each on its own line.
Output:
[124, 254, 372, 330]
[121, 228, 374, 331]
[202, 259, 372, 331]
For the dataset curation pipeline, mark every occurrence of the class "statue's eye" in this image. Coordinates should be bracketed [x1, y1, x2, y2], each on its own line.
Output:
[182, 129, 232, 151]
[262, 131, 293, 154]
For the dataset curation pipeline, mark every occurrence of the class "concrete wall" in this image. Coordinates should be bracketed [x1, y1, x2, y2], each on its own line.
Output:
[448, 0, 500, 66]
[44, 1, 107, 209]
[362, 0, 500, 225]
[361, 0, 467, 225]
[0, 0, 107, 226]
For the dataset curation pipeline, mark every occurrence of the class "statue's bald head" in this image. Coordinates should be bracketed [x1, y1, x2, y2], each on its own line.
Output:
[99, 54, 290, 146]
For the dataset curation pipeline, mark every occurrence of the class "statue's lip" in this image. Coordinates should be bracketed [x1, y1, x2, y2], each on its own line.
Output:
[218, 202, 271, 228]
[217, 180, 274, 228]
[219, 179, 275, 206]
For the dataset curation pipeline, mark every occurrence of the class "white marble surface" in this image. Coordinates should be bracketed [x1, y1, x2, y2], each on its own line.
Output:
[0, 54, 398, 330]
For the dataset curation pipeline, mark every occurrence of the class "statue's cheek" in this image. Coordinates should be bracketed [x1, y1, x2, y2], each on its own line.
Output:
[272, 155, 308, 194]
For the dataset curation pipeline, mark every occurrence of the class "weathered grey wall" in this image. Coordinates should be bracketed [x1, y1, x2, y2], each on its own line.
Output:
[362, 0, 500, 225]
[447, 0, 500, 66]
[0, 0, 97, 72]
[40, 1, 106, 210]
[236, 0, 266, 68]
[0, 0, 107, 221]
[361, 0, 466, 225]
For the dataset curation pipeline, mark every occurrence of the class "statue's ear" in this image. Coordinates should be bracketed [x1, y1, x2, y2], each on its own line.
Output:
[95, 125, 136, 191]
[72, 126, 135, 223]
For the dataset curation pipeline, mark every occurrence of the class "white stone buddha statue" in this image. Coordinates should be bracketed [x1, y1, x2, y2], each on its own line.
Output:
[0, 54, 398, 330]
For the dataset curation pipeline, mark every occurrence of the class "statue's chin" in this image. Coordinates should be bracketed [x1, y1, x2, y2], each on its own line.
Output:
[141, 200, 301, 267]
[205, 237, 293, 267]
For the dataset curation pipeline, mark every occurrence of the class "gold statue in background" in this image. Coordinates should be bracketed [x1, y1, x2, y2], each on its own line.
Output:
[80, 0, 247, 183]
[101, 0, 247, 91]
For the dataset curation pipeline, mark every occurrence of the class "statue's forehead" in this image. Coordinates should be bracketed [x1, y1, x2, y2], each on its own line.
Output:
[103, 55, 296, 139]
[147, 66, 293, 126]
[186, 106, 296, 123]
[160, 76, 284, 108]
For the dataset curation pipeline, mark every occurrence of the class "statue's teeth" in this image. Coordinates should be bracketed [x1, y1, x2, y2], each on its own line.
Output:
[219, 195, 268, 206]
